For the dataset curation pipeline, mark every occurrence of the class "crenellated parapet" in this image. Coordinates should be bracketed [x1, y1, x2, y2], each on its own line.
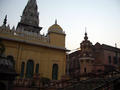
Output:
[0, 25, 50, 44]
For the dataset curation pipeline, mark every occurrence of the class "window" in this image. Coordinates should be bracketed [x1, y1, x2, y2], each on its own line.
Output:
[35, 64, 39, 74]
[113, 56, 118, 64]
[84, 67, 86, 73]
[26, 60, 34, 78]
[20, 62, 25, 78]
[52, 64, 58, 80]
[108, 56, 111, 64]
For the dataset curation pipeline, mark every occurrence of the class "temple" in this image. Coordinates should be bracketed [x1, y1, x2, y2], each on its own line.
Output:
[0, 0, 66, 81]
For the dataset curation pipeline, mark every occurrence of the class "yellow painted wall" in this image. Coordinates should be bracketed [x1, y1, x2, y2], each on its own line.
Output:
[48, 33, 65, 48]
[0, 22, 67, 80]
[0, 32, 66, 80]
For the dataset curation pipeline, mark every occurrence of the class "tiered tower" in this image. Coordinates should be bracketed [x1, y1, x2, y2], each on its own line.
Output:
[79, 32, 94, 74]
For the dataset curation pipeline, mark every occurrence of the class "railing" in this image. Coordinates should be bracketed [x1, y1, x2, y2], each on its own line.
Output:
[13, 70, 120, 89]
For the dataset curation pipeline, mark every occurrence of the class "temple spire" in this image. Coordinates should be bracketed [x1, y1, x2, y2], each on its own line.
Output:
[84, 27, 88, 40]
[20, 0, 39, 26]
[17, 0, 42, 33]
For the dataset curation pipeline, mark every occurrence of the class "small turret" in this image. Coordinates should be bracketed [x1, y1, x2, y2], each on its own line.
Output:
[3, 15, 7, 26]
[12, 26, 15, 31]
[48, 20, 66, 48]
[7, 24, 10, 29]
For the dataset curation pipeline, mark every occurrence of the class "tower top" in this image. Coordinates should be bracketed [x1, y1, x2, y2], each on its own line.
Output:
[17, 0, 42, 33]
[21, 0, 39, 26]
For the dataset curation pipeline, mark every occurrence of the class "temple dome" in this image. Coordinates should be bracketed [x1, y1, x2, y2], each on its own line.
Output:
[48, 20, 64, 34]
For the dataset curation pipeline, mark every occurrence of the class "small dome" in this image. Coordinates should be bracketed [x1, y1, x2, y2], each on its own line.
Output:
[48, 20, 64, 34]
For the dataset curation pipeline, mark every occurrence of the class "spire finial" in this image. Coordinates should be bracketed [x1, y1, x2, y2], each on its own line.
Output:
[85, 26, 87, 33]
[84, 26, 88, 40]
[115, 43, 117, 48]
[55, 19, 57, 24]
[85, 26, 87, 35]
[3, 15, 7, 26]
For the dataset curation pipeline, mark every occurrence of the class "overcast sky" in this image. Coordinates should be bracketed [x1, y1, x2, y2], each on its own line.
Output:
[0, 0, 120, 50]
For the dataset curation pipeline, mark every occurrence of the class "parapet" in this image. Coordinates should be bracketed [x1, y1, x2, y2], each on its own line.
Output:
[0, 25, 50, 44]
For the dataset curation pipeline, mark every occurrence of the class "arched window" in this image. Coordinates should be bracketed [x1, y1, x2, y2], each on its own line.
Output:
[52, 64, 58, 80]
[20, 62, 25, 78]
[26, 60, 34, 78]
[7, 55, 15, 68]
[35, 64, 39, 74]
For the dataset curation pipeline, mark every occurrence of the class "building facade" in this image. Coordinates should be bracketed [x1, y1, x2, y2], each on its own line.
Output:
[67, 32, 120, 77]
[0, 0, 67, 80]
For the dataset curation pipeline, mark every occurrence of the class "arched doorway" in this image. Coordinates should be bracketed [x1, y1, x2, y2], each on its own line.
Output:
[26, 60, 34, 78]
[0, 82, 6, 90]
[52, 64, 58, 80]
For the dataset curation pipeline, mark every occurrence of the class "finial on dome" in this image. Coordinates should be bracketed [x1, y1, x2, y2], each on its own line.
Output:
[3, 15, 7, 26]
[55, 19, 57, 24]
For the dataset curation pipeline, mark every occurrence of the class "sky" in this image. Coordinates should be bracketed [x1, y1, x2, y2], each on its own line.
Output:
[0, 0, 120, 50]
